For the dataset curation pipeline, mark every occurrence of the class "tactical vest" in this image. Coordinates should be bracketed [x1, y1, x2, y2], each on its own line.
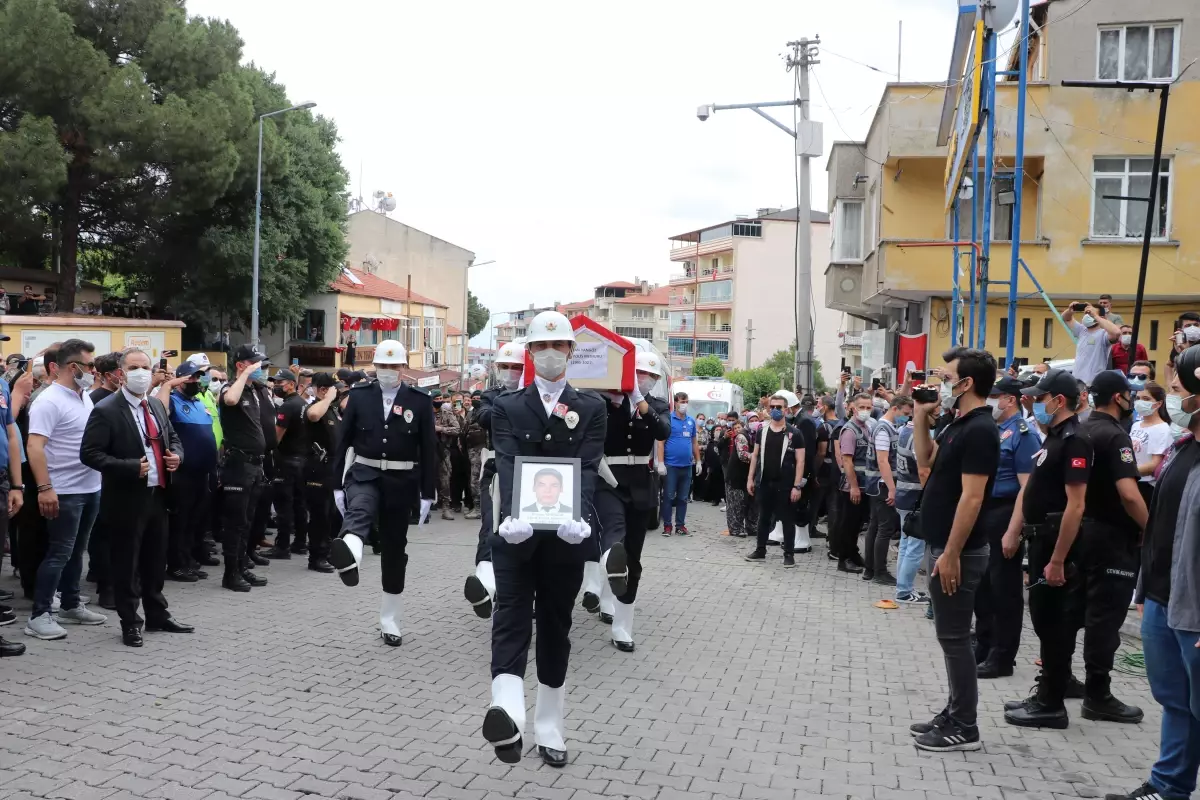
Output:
[865, 418, 899, 495]
[821, 419, 842, 468]
[894, 424, 923, 511]
[839, 420, 873, 492]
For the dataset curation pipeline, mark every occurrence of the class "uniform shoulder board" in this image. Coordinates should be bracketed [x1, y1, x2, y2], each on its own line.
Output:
[407, 384, 431, 396]
[350, 381, 372, 390]
[1017, 418, 1029, 435]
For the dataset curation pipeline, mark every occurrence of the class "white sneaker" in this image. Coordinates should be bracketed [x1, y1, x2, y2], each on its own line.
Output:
[51, 592, 61, 612]
[58, 605, 107, 626]
[25, 612, 67, 640]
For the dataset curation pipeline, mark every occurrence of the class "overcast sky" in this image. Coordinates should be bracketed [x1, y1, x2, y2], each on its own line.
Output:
[186, 0, 967, 345]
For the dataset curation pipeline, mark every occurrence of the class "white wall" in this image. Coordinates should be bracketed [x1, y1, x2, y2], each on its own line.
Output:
[808, 221, 839, 384]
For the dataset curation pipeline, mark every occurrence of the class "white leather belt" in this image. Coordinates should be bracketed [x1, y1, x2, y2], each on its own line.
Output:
[606, 454, 651, 466]
[354, 456, 414, 471]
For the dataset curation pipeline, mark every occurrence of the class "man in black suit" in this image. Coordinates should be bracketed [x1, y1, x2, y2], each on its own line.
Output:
[80, 347, 192, 647]
[481, 311, 606, 769]
[521, 468, 572, 515]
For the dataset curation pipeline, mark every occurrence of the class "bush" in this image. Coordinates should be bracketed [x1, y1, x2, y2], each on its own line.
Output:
[691, 355, 725, 377]
[726, 368, 782, 409]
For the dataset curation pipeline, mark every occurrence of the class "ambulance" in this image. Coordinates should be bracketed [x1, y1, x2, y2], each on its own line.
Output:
[669, 376, 745, 417]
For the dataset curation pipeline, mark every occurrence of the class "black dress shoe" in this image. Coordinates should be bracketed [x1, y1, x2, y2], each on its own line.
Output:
[262, 546, 291, 560]
[538, 746, 568, 768]
[977, 660, 1014, 679]
[606, 542, 629, 596]
[380, 632, 402, 647]
[1004, 698, 1069, 729]
[826, 551, 840, 561]
[612, 638, 635, 653]
[329, 538, 360, 587]
[482, 707, 522, 764]
[744, 550, 766, 562]
[0, 635, 26, 656]
[872, 572, 898, 587]
[222, 572, 251, 592]
[190, 569, 208, 580]
[242, 569, 268, 587]
[248, 551, 269, 567]
[1082, 694, 1144, 723]
[290, 545, 308, 556]
[838, 558, 863, 574]
[194, 552, 220, 567]
[146, 618, 194, 634]
[307, 560, 335, 574]
[580, 592, 600, 614]
[122, 625, 144, 648]
[598, 612, 613, 624]
[861, 568, 875, 581]
[464, 575, 493, 619]
[167, 568, 198, 583]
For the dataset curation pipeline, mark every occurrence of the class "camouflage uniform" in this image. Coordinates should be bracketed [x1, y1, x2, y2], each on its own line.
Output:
[463, 407, 488, 518]
[436, 403, 461, 515]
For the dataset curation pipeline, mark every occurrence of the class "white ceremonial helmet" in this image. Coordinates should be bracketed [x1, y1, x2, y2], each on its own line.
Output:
[495, 342, 526, 366]
[469, 364, 487, 380]
[374, 339, 408, 365]
[774, 389, 801, 409]
[525, 311, 576, 345]
[635, 351, 663, 377]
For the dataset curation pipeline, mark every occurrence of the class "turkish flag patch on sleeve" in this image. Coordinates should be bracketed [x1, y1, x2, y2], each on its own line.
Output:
[276, 413, 286, 423]
[1070, 457, 1087, 468]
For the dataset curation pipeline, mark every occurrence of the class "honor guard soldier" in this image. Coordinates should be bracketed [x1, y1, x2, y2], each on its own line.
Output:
[328, 340, 437, 647]
[463, 341, 526, 618]
[1002, 369, 1092, 729]
[300, 372, 339, 574]
[481, 311, 605, 768]
[581, 351, 671, 652]
[975, 376, 1041, 679]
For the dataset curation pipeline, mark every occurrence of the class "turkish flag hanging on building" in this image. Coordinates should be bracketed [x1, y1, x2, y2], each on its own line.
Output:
[897, 333, 928, 384]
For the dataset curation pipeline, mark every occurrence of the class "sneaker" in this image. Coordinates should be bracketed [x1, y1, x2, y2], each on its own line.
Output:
[676, 525, 689, 536]
[51, 592, 61, 612]
[1104, 781, 1186, 800]
[896, 591, 930, 604]
[783, 554, 796, 568]
[872, 572, 898, 587]
[744, 550, 766, 562]
[661, 525, 672, 537]
[861, 569, 875, 581]
[910, 712, 948, 737]
[24, 612, 67, 640]
[913, 720, 981, 752]
[58, 605, 107, 626]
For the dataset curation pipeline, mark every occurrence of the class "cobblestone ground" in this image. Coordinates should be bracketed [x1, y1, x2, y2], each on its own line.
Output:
[0, 501, 1159, 800]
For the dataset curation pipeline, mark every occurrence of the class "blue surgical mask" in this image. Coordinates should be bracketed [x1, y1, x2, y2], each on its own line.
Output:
[251, 368, 266, 383]
[1033, 402, 1052, 425]
[894, 414, 910, 426]
[199, 374, 211, 389]
[1082, 314, 1097, 327]
[1128, 376, 1147, 391]
[769, 409, 784, 421]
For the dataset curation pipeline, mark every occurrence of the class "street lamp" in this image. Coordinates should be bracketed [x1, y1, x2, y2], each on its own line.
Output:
[251, 101, 317, 348]
[461, 259, 497, 387]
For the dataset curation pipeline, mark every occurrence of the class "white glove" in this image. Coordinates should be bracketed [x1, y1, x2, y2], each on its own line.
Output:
[333, 490, 346, 516]
[655, 462, 666, 476]
[418, 498, 433, 526]
[498, 516, 535, 544]
[629, 385, 645, 407]
[556, 518, 592, 545]
[695, 462, 703, 476]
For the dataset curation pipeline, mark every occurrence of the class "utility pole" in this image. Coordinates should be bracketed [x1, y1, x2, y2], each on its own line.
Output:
[745, 318, 754, 369]
[788, 36, 819, 394]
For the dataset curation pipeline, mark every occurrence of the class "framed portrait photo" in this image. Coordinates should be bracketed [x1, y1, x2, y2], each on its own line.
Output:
[512, 456, 582, 530]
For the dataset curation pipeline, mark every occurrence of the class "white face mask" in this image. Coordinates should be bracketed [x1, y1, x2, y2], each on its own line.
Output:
[209, 380, 225, 395]
[986, 397, 1004, 420]
[1082, 314, 1097, 327]
[531, 348, 568, 379]
[1166, 393, 1195, 429]
[376, 368, 400, 389]
[1134, 399, 1156, 418]
[496, 369, 522, 390]
[677, 402, 689, 414]
[1120, 334, 1132, 347]
[855, 409, 872, 423]
[124, 368, 152, 396]
[637, 376, 658, 397]
[1185, 325, 1200, 343]
[74, 369, 96, 391]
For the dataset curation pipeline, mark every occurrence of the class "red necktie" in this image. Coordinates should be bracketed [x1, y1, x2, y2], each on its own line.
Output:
[141, 400, 166, 488]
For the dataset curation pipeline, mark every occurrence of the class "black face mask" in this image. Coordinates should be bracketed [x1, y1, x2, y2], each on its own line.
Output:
[183, 383, 203, 397]
[472, 399, 481, 408]
[433, 401, 444, 409]
[274, 385, 292, 399]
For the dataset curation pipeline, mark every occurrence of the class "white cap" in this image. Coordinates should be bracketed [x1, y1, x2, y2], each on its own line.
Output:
[635, 351, 663, 377]
[187, 353, 211, 367]
[495, 342, 525, 366]
[525, 311, 575, 345]
[373, 339, 407, 365]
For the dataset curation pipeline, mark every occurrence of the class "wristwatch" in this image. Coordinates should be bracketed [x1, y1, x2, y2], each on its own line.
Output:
[10, 484, 23, 491]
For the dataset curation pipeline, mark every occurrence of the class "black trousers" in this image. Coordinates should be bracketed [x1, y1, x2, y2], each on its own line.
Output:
[490, 530, 585, 687]
[594, 484, 649, 604]
[272, 456, 307, 551]
[110, 487, 170, 627]
[219, 457, 267, 569]
[250, 454, 275, 553]
[303, 468, 333, 564]
[832, 489, 867, 561]
[973, 499, 1024, 669]
[475, 459, 497, 565]
[87, 511, 110, 588]
[167, 470, 211, 572]
[755, 479, 797, 555]
[17, 480, 46, 597]
[341, 473, 413, 594]
[865, 491, 899, 573]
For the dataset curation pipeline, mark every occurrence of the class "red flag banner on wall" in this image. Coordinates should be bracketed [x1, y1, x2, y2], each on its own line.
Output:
[897, 333, 928, 383]
[370, 317, 399, 332]
[341, 314, 361, 331]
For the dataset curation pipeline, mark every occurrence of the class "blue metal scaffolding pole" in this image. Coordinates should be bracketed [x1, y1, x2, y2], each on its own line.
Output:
[968, 142, 979, 348]
[952, 206, 961, 347]
[1004, 0, 1031, 368]
[977, 32, 997, 352]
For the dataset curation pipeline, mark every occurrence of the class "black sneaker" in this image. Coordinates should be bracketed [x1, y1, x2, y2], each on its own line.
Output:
[909, 712, 948, 737]
[1082, 694, 1144, 724]
[1104, 781, 1186, 800]
[912, 720, 981, 752]
[783, 554, 796, 568]
[977, 660, 1014, 679]
[896, 591, 930, 604]
[744, 550, 766, 562]
[861, 569, 875, 582]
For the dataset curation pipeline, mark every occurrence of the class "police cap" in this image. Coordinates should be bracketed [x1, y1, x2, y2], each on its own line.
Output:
[1090, 369, 1133, 405]
[990, 376, 1025, 397]
[1021, 368, 1078, 399]
[311, 372, 336, 389]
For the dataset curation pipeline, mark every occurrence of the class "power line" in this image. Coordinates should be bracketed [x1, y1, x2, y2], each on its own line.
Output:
[810, 67, 885, 166]
[996, 100, 1200, 157]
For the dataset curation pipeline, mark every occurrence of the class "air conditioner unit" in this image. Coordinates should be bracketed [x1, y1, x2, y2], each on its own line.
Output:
[826, 263, 867, 311]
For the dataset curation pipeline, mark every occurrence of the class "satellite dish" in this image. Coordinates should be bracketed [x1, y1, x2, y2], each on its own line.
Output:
[983, 0, 1019, 31]
[381, 196, 397, 212]
[372, 190, 386, 200]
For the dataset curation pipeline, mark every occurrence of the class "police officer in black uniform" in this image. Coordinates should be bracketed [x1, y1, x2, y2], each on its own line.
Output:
[588, 351, 671, 652]
[218, 345, 271, 593]
[1003, 369, 1091, 728]
[481, 312, 605, 769]
[247, 370, 280, 567]
[1071, 369, 1147, 724]
[301, 372, 338, 574]
[327, 339, 436, 647]
[263, 369, 308, 560]
[975, 376, 1041, 679]
[463, 341, 526, 619]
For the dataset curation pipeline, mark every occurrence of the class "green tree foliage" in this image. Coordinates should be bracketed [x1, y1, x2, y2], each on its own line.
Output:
[761, 342, 828, 394]
[0, 0, 348, 324]
[691, 355, 724, 378]
[467, 291, 490, 338]
[726, 367, 781, 408]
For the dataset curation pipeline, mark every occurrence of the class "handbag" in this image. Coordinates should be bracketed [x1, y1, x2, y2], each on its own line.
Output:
[902, 508, 924, 540]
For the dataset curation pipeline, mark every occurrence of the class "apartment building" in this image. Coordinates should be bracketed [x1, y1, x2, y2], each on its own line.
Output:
[666, 208, 834, 374]
[558, 279, 670, 348]
[494, 303, 559, 346]
[825, 0, 1200, 373]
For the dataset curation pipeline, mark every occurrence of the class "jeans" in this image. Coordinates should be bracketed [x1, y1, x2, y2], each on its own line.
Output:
[661, 466, 693, 528]
[32, 492, 100, 617]
[928, 544, 990, 729]
[895, 509, 926, 598]
[1142, 599, 1200, 799]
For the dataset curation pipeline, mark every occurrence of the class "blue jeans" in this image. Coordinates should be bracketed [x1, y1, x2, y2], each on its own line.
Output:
[895, 509, 926, 598]
[32, 492, 100, 617]
[1143, 598, 1200, 799]
[661, 466, 693, 528]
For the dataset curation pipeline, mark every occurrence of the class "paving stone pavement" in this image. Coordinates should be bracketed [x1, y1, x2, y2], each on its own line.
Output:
[0, 502, 1160, 800]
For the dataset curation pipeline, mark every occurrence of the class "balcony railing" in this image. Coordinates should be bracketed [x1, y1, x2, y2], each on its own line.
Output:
[840, 332, 864, 348]
[669, 295, 695, 306]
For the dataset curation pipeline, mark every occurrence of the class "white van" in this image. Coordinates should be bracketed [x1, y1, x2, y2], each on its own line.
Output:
[670, 377, 745, 418]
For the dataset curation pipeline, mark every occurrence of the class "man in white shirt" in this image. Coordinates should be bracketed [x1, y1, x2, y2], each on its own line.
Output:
[24, 339, 106, 640]
[1063, 301, 1121, 387]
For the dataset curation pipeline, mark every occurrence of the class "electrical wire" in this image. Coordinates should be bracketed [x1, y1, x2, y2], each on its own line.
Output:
[811, 67, 886, 166]
[995, 100, 1200, 157]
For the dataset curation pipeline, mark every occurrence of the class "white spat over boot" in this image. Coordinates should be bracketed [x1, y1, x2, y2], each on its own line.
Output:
[464, 560, 495, 619]
[611, 600, 635, 653]
[379, 592, 402, 647]
[598, 578, 616, 624]
[580, 561, 601, 613]
[483, 674, 526, 764]
[534, 683, 568, 767]
[795, 523, 812, 553]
